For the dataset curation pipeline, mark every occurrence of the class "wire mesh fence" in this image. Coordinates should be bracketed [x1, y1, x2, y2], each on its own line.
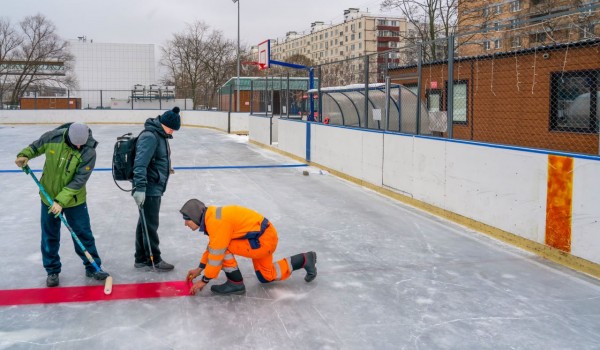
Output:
[4, 2, 599, 156]
[219, 3, 597, 156]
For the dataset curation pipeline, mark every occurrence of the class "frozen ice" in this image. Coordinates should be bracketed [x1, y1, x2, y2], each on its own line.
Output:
[1, 124, 600, 349]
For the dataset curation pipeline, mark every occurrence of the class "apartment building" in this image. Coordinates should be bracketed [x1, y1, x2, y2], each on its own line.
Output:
[458, 0, 599, 56]
[270, 8, 414, 74]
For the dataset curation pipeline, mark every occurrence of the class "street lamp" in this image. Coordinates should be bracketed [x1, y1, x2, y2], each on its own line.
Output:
[233, 0, 240, 112]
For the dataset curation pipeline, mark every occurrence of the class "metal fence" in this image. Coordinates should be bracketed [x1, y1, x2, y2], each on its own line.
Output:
[218, 4, 600, 156]
[2, 89, 203, 111]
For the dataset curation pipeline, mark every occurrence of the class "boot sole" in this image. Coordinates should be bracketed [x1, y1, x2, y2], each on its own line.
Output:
[211, 289, 246, 295]
[305, 251, 317, 282]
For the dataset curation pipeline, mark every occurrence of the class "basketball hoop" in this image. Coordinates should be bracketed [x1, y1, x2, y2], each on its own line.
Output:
[242, 61, 268, 71]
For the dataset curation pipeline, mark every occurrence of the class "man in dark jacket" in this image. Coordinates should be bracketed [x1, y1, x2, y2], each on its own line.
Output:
[132, 107, 181, 271]
[15, 123, 110, 287]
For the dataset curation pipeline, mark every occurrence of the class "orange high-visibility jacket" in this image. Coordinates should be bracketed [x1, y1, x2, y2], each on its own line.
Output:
[199, 205, 269, 279]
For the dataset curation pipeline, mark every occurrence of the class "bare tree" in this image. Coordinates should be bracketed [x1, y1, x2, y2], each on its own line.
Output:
[381, 0, 490, 60]
[0, 14, 74, 106]
[160, 21, 237, 109]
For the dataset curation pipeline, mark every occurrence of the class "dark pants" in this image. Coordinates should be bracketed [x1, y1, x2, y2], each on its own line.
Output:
[40, 201, 102, 275]
[135, 196, 163, 264]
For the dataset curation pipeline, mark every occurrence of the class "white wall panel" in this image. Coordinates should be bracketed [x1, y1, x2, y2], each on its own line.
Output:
[278, 119, 307, 159]
[248, 116, 272, 145]
[571, 158, 600, 263]
[312, 126, 364, 179]
[360, 131, 384, 187]
[0, 110, 248, 134]
[411, 137, 447, 208]
[445, 143, 547, 243]
[382, 134, 415, 196]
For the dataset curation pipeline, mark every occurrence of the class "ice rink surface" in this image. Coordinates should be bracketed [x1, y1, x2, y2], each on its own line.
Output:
[1, 124, 599, 350]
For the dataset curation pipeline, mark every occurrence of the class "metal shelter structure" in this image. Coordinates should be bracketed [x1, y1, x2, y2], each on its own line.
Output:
[309, 83, 432, 134]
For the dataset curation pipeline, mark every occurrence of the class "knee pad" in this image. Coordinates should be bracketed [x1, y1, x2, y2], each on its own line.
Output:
[255, 270, 271, 284]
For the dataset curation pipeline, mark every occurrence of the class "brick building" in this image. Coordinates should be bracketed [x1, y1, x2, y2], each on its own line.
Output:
[390, 39, 600, 155]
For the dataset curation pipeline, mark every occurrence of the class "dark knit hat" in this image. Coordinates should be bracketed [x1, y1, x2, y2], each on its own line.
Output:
[159, 106, 181, 130]
[68, 123, 89, 146]
[180, 199, 207, 226]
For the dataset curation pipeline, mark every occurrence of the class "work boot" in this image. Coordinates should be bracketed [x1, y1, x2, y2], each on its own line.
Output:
[153, 260, 174, 271]
[304, 251, 317, 282]
[86, 270, 110, 280]
[134, 262, 149, 269]
[210, 280, 246, 295]
[46, 273, 59, 287]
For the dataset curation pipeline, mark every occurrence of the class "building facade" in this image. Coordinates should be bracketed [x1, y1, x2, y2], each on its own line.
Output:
[458, 0, 600, 56]
[68, 37, 156, 108]
[270, 8, 414, 83]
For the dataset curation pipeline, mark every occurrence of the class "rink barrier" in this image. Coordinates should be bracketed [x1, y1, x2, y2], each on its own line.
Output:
[255, 117, 600, 279]
[3, 111, 599, 279]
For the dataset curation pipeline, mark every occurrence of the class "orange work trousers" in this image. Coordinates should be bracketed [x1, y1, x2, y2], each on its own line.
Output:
[224, 225, 292, 283]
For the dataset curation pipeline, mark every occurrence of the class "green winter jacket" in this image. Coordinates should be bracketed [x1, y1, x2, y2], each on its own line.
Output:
[17, 123, 98, 208]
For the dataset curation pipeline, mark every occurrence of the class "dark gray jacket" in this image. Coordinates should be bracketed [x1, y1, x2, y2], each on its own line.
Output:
[133, 117, 172, 196]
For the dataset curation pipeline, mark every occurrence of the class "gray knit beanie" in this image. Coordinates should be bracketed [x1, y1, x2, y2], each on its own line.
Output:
[68, 123, 89, 146]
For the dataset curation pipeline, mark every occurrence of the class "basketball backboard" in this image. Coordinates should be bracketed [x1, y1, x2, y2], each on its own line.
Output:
[257, 39, 270, 70]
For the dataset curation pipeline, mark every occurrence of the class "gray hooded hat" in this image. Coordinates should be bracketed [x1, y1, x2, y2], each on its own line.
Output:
[180, 199, 207, 226]
[68, 123, 89, 146]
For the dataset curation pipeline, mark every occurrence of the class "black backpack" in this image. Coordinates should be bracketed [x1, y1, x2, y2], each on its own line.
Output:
[112, 130, 154, 192]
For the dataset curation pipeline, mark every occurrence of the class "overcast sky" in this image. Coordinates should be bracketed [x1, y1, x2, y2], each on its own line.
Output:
[3, 0, 391, 48]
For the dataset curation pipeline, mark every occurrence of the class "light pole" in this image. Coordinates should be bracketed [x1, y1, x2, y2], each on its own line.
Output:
[233, 0, 240, 112]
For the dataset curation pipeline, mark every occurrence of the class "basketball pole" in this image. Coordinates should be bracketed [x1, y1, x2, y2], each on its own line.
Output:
[233, 0, 241, 112]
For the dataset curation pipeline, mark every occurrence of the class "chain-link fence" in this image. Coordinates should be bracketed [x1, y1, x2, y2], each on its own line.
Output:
[4, 88, 205, 111]
[292, 4, 599, 156]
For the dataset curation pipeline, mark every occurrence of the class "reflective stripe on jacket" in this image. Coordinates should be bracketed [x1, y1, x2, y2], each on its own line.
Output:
[199, 205, 271, 279]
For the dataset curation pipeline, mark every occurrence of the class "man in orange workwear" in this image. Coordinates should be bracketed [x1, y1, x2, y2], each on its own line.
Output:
[180, 199, 317, 295]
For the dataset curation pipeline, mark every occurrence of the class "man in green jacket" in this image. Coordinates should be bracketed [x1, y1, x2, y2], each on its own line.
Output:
[15, 123, 109, 287]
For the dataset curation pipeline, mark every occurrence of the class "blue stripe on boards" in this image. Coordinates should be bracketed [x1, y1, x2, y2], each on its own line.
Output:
[0, 164, 308, 174]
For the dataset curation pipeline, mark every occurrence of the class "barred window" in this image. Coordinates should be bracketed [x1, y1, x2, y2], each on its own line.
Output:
[427, 89, 442, 112]
[550, 70, 599, 133]
[511, 36, 521, 48]
[510, 0, 521, 12]
[446, 81, 468, 123]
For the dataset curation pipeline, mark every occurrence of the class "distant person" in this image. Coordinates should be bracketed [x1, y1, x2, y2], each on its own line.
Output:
[180, 199, 317, 295]
[15, 123, 110, 287]
[131, 107, 181, 271]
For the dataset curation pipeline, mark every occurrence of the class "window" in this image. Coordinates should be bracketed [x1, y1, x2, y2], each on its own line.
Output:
[531, 32, 546, 44]
[427, 89, 442, 113]
[581, 24, 595, 39]
[484, 40, 491, 50]
[494, 39, 501, 49]
[510, 19, 518, 29]
[359, 43, 362, 49]
[550, 70, 599, 132]
[358, 32, 362, 39]
[483, 7, 489, 17]
[351, 34, 355, 40]
[511, 36, 521, 48]
[510, 0, 521, 12]
[495, 4, 502, 14]
[359, 22, 361, 29]
[494, 22, 500, 31]
[447, 81, 468, 123]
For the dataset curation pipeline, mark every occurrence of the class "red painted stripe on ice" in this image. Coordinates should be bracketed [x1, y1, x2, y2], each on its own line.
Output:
[0, 281, 192, 306]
